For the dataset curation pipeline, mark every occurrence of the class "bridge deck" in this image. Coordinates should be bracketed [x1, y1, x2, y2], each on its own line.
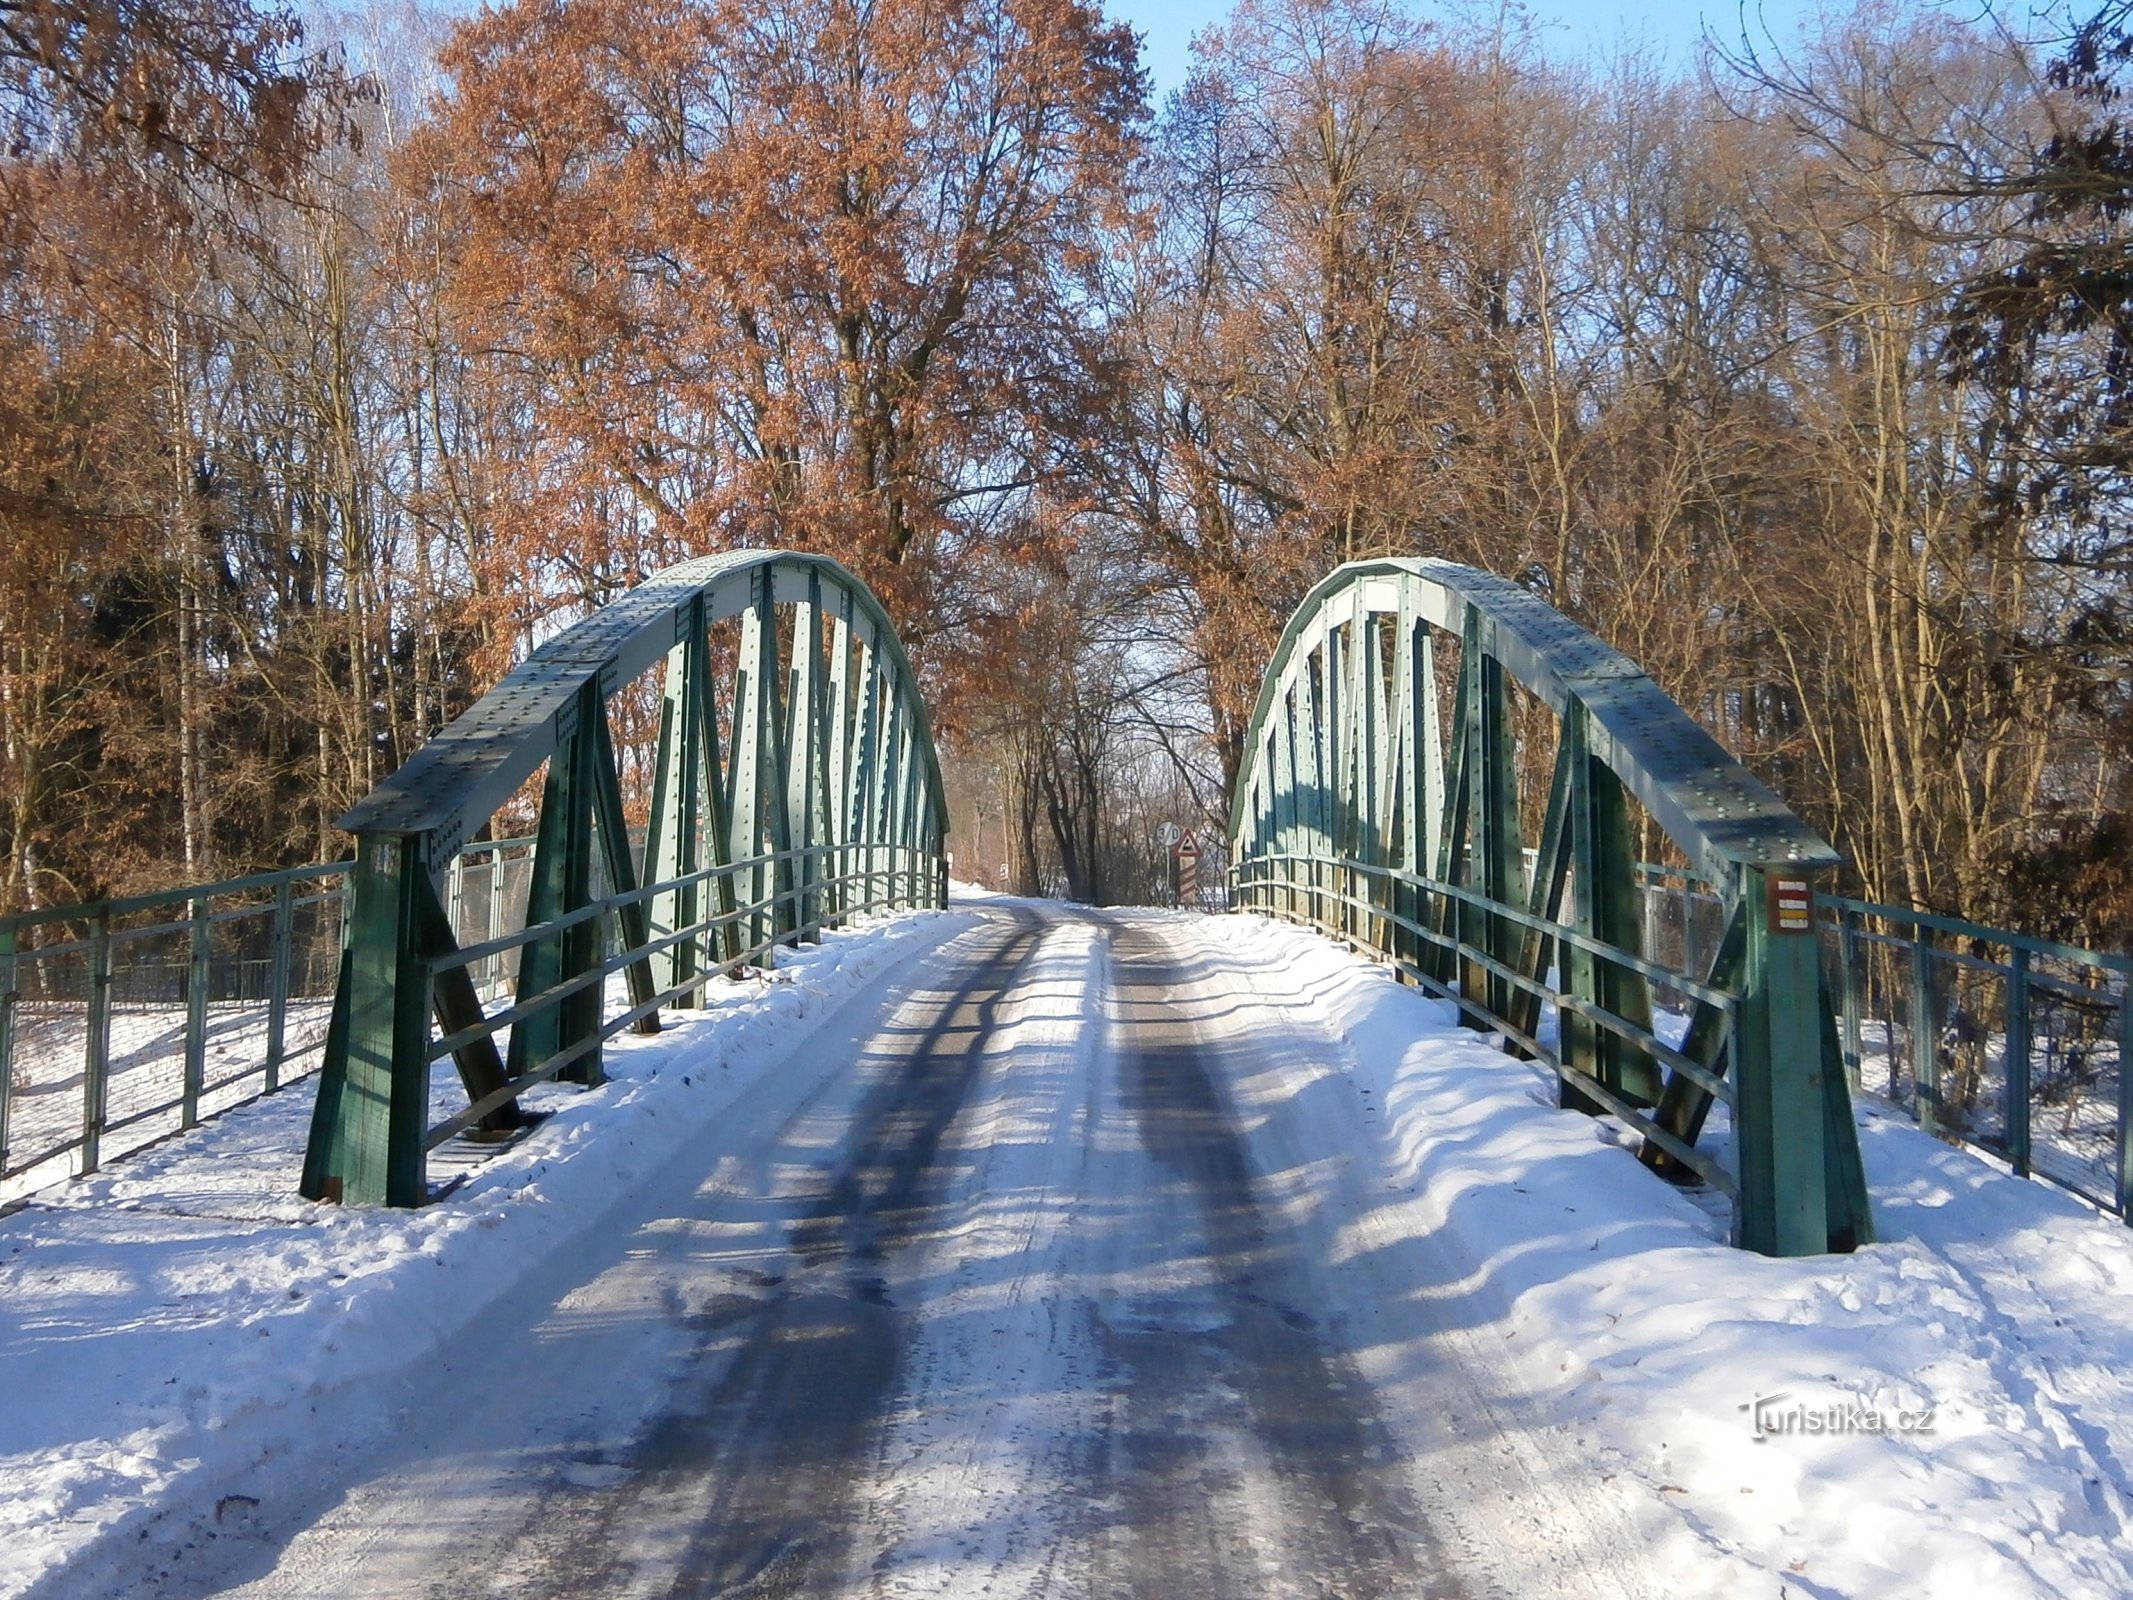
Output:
[6, 901, 2131, 1600]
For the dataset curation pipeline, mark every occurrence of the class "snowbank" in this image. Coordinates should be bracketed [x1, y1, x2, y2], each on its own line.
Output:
[1187, 908, 2133, 1600]
[0, 908, 980, 1600]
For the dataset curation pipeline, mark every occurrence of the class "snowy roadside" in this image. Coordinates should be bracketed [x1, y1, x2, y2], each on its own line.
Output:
[1180, 908, 2133, 1600]
[0, 906, 981, 1600]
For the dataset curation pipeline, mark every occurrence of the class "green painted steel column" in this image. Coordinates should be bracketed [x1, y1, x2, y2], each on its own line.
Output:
[1568, 718, 1660, 1108]
[1561, 704, 1601, 1095]
[850, 640, 882, 911]
[1276, 690, 1301, 919]
[590, 707, 660, 1036]
[1431, 639, 1472, 994]
[1734, 867, 1829, 1257]
[825, 597, 855, 920]
[509, 682, 604, 1086]
[1509, 713, 1576, 1049]
[1306, 652, 1331, 930]
[786, 579, 827, 938]
[646, 601, 708, 1001]
[875, 687, 906, 913]
[311, 834, 433, 1207]
[1390, 601, 1421, 974]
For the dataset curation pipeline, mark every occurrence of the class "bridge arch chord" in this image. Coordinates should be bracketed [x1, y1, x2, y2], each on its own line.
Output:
[300, 551, 950, 1207]
[1227, 558, 1872, 1257]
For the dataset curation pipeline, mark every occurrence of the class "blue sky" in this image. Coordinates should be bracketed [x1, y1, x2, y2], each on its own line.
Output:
[1102, 0, 1825, 96]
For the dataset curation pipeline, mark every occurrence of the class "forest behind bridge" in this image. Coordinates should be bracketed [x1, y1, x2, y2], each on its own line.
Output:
[4, 0, 2131, 935]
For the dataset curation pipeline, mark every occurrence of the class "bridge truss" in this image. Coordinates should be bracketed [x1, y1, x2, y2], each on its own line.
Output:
[1229, 559, 1874, 1257]
[301, 551, 948, 1207]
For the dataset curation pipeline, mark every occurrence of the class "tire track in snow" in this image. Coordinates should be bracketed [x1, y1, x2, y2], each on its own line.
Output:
[1074, 918, 1467, 1600]
[496, 906, 1056, 1600]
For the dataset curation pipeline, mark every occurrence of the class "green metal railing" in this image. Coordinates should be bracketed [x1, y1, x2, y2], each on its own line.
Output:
[1236, 851, 1745, 1194]
[0, 837, 548, 1200]
[402, 842, 940, 1155]
[0, 828, 941, 1204]
[1639, 864, 2133, 1221]
[0, 862, 351, 1199]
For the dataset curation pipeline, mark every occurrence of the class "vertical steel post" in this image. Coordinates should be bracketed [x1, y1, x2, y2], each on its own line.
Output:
[1306, 652, 1330, 930]
[1839, 905, 1864, 1089]
[1911, 926, 1940, 1137]
[0, 922, 13, 1175]
[786, 579, 825, 937]
[1461, 609, 1521, 1022]
[850, 641, 881, 913]
[899, 701, 919, 907]
[874, 685, 905, 915]
[2005, 946, 2032, 1177]
[1277, 692, 1301, 920]
[1734, 867, 1830, 1256]
[486, 849, 503, 994]
[1390, 600, 1421, 974]
[1431, 640, 1473, 994]
[646, 609, 706, 1002]
[306, 835, 433, 1206]
[826, 597, 854, 920]
[266, 875, 293, 1094]
[731, 592, 774, 956]
[2116, 966, 2133, 1221]
[82, 909, 109, 1174]
[510, 682, 604, 1086]
[182, 893, 209, 1128]
[590, 707, 660, 1035]
[1561, 704, 1600, 1094]
[1418, 625, 1444, 877]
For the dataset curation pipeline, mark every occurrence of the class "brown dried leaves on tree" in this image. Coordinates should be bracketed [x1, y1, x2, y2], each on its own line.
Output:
[405, 0, 1145, 686]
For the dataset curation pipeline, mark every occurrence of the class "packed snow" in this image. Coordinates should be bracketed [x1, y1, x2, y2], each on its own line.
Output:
[1, 893, 2129, 1598]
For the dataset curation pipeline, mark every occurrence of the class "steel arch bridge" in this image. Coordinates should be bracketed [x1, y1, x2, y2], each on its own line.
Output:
[1228, 558, 1874, 1257]
[301, 550, 948, 1208]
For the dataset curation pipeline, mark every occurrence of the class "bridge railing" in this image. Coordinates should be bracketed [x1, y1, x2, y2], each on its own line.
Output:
[0, 835, 538, 1202]
[1641, 864, 2133, 1221]
[0, 862, 351, 1201]
[411, 841, 939, 1152]
[1236, 851, 1745, 1196]
[0, 832, 943, 1205]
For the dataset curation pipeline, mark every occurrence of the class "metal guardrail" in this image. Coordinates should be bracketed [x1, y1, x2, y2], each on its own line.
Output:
[2, 836, 517, 1200]
[408, 841, 940, 1154]
[1235, 852, 1744, 1196]
[1637, 865, 2133, 1221]
[0, 835, 940, 1204]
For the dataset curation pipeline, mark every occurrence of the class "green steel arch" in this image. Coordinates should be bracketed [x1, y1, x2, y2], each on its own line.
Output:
[301, 550, 948, 1207]
[1229, 558, 1872, 1257]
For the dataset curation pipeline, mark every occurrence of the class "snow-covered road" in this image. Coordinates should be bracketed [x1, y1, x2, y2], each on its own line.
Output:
[12, 895, 2133, 1599]
[82, 901, 1624, 1599]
